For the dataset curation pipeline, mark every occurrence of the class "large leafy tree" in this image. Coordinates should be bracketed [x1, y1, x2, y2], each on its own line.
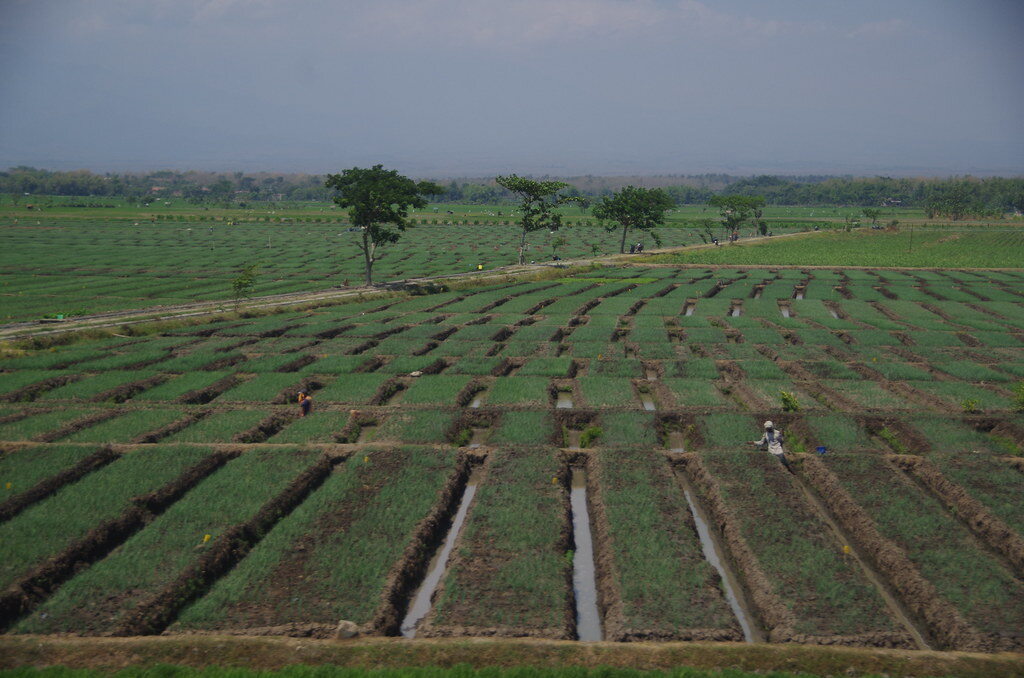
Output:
[708, 195, 766, 234]
[325, 165, 442, 286]
[495, 174, 579, 265]
[592, 186, 674, 254]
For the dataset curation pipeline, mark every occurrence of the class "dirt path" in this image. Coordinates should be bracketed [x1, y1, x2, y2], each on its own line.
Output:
[0, 231, 821, 342]
[2, 633, 1022, 677]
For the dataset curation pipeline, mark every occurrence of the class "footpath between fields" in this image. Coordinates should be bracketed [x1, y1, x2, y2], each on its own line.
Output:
[1, 634, 1022, 677]
[0, 229, 818, 342]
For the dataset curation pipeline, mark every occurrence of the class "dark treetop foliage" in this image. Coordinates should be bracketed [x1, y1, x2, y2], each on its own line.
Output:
[325, 165, 442, 286]
[592, 186, 675, 253]
[495, 174, 582, 264]
[708, 194, 767, 233]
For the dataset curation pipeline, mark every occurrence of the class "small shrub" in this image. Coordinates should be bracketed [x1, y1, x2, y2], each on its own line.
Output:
[452, 427, 472, 447]
[879, 426, 908, 455]
[779, 390, 801, 412]
[1013, 381, 1024, 412]
[579, 425, 603, 448]
[960, 398, 981, 414]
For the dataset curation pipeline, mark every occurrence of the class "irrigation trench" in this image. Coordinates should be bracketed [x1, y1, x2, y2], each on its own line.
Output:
[4, 233, 1023, 648]
[3, 433, 1022, 649]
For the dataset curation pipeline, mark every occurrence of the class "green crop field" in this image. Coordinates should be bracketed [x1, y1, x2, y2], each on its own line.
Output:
[3, 201, 966, 323]
[644, 227, 1024, 268]
[1, 210, 1023, 666]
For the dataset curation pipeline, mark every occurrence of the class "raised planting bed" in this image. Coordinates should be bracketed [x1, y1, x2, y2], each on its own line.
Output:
[823, 454, 1024, 651]
[423, 448, 572, 638]
[666, 358, 719, 380]
[591, 448, 740, 641]
[172, 446, 461, 636]
[598, 412, 658, 448]
[59, 408, 187, 444]
[14, 447, 324, 635]
[401, 375, 474, 405]
[35, 371, 158, 402]
[266, 413, 349, 443]
[0, 445, 220, 625]
[686, 451, 909, 646]
[131, 371, 236, 402]
[0, 371, 77, 400]
[165, 410, 272, 443]
[577, 377, 639, 408]
[910, 416, 1008, 454]
[908, 381, 1011, 412]
[803, 414, 875, 452]
[488, 411, 554, 446]
[821, 380, 913, 411]
[699, 413, 760, 450]
[891, 453, 1024, 573]
[299, 355, 380, 374]
[314, 374, 391, 405]
[517, 358, 575, 378]
[213, 374, 314, 403]
[660, 379, 728, 408]
[0, 408, 99, 441]
[374, 410, 455, 444]
[743, 380, 825, 412]
[0, 444, 117, 519]
[483, 377, 551, 406]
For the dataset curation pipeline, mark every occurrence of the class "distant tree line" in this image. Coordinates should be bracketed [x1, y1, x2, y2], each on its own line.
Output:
[2, 166, 1022, 214]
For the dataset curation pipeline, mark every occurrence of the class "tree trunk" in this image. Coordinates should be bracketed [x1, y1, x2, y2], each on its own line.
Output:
[519, 227, 528, 265]
[620, 225, 629, 254]
[362, 231, 374, 286]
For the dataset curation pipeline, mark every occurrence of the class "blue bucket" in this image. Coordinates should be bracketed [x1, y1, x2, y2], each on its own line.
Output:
[816, 446, 828, 455]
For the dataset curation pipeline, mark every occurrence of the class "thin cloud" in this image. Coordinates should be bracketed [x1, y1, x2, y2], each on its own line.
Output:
[847, 18, 908, 40]
[347, 0, 827, 49]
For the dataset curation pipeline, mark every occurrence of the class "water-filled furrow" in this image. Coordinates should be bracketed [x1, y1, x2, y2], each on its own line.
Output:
[570, 468, 602, 641]
[674, 470, 764, 643]
[399, 468, 482, 638]
[556, 393, 574, 409]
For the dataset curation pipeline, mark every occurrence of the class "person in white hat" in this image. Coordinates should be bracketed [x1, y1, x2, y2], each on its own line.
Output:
[749, 420, 792, 472]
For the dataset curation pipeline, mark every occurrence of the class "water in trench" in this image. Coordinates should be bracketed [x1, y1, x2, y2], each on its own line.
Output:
[639, 394, 656, 411]
[730, 306, 742, 317]
[645, 368, 658, 381]
[752, 287, 763, 299]
[469, 395, 483, 408]
[794, 290, 805, 300]
[780, 306, 791, 318]
[570, 468, 602, 641]
[666, 430, 686, 452]
[829, 309, 840, 319]
[566, 429, 583, 449]
[684, 303, 695, 316]
[467, 428, 489, 448]
[400, 468, 482, 638]
[556, 392, 574, 409]
[675, 471, 764, 643]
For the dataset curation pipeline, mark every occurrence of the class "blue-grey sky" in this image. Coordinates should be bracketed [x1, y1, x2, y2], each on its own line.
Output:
[1, 0, 1021, 176]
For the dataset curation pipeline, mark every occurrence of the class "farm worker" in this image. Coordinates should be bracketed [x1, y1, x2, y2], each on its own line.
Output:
[749, 420, 792, 472]
[298, 391, 313, 417]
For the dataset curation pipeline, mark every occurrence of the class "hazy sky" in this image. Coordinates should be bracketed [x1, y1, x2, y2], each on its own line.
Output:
[1, 0, 1022, 176]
